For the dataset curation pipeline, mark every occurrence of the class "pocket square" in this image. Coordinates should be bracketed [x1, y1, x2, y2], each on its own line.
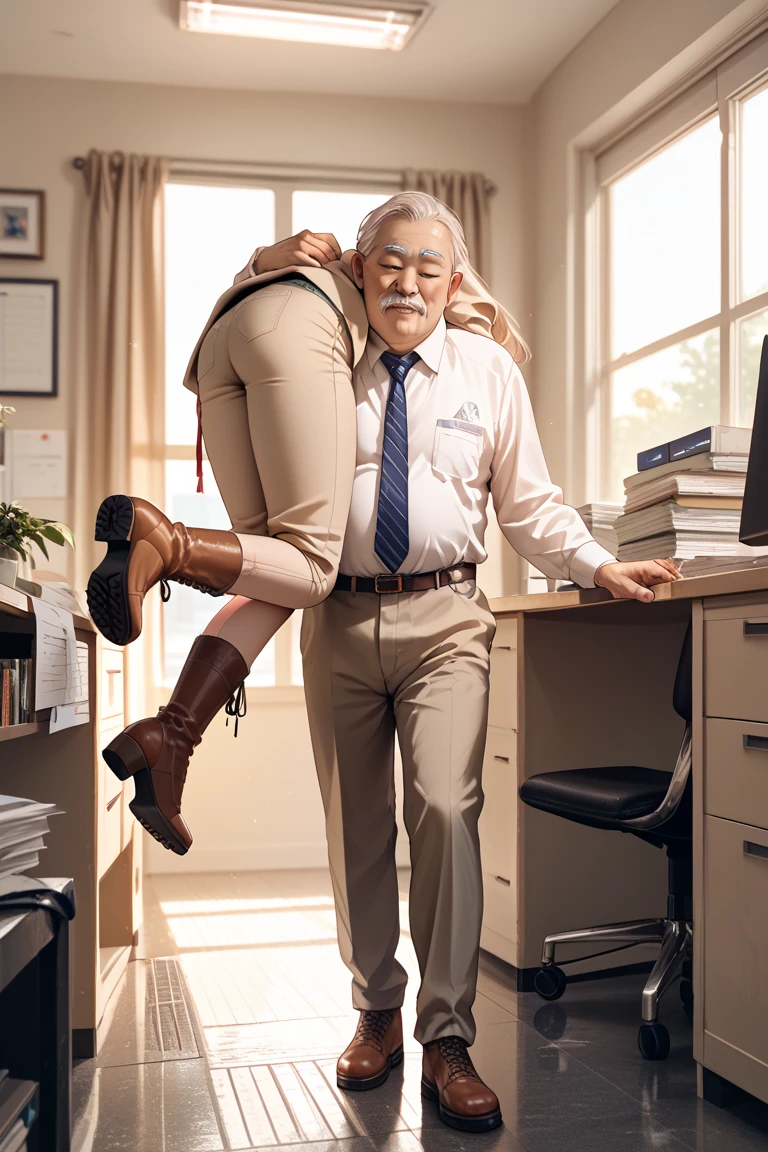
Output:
[455, 402, 480, 423]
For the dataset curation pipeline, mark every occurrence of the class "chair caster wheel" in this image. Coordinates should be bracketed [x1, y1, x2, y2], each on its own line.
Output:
[638, 1022, 670, 1061]
[534, 965, 567, 1001]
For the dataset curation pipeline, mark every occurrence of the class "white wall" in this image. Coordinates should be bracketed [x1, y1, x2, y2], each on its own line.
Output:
[0, 73, 530, 872]
[530, 0, 767, 506]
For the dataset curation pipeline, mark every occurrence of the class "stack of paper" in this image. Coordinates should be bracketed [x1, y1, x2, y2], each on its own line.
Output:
[616, 449, 755, 562]
[576, 503, 622, 554]
[0, 795, 62, 881]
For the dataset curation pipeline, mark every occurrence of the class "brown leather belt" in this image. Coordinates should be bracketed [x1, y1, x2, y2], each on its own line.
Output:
[334, 563, 476, 595]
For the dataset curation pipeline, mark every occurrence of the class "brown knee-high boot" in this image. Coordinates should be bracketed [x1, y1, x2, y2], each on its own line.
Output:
[87, 494, 243, 647]
[102, 635, 248, 855]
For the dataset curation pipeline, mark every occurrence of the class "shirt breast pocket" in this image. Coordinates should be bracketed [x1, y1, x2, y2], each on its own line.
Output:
[431, 419, 483, 481]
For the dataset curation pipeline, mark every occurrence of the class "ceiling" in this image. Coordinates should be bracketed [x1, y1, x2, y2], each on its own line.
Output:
[0, 0, 622, 104]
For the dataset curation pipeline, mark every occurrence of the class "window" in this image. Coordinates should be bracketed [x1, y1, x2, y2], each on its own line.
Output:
[163, 180, 391, 688]
[593, 34, 768, 500]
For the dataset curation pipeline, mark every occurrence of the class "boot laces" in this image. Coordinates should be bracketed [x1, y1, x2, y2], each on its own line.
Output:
[436, 1037, 480, 1086]
[351, 1009, 394, 1054]
[225, 681, 247, 738]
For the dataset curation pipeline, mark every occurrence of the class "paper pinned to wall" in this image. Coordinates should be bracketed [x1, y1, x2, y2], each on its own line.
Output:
[8, 430, 68, 499]
[31, 598, 80, 711]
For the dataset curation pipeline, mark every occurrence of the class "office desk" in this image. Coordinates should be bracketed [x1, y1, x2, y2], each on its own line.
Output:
[486, 566, 768, 1106]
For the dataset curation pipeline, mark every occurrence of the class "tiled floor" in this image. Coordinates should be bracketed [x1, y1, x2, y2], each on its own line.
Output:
[72, 868, 768, 1152]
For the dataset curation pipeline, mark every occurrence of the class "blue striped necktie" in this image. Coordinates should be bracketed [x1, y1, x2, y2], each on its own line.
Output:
[374, 351, 420, 573]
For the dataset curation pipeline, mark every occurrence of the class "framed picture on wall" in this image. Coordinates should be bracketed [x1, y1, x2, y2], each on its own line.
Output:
[0, 190, 45, 260]
[0, 279, 58, 396]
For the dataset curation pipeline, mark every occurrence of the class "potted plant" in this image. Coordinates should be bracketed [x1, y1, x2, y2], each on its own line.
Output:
[0, 502, 75, 588]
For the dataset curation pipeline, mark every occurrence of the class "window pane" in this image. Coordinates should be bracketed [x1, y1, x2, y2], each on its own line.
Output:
[740, 309, 768, 426]
[610, 118, 720, 358]
[162, 459, 275, 688]
[741, 86, 768, 301]
[292, 190, 392, 253]
[165, 184, 275, 445]
[609, 330, 720, 500]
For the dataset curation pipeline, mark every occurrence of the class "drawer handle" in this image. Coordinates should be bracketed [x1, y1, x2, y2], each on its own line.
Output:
[494, 645, 512, 651]
[494, 875, 511, 886]
[106, 793, 121, 811]
[743, 734, 768, 752]
[744, 840, 768, 861]
[494, 755, 510, 763]
[744, 620, 768, 637]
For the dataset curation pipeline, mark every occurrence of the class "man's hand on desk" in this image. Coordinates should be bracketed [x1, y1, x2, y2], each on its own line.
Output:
[593, 559, 683, 603]
[255, 230, 342, 273]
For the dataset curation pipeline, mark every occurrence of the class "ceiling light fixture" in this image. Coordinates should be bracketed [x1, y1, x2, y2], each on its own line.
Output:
[179, 0, 431, 51]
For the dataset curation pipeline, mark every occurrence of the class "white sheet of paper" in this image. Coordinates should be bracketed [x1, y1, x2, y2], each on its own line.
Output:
[8, 429, 68, 499]
[0, 282, 54, 394]
[31, 599, 79, 710]
[50, 700, 89, 732]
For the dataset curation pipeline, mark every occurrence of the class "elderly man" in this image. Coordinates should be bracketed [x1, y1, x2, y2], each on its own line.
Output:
[280, 194, 681, 1133]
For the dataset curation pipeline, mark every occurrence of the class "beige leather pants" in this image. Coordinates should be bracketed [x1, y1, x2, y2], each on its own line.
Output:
[197, 282, 356, 609]
[301, 581, 496, 1045]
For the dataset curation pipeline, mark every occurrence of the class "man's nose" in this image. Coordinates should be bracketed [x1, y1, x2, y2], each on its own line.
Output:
[395, 268, 419, 295]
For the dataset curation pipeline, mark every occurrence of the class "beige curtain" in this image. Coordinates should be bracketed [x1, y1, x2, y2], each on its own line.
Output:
[403, 169, 492, 281]
[74, 149, 167, 719]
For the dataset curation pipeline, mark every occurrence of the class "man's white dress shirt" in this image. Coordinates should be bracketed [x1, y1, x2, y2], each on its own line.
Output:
[339, 317, 616, 587]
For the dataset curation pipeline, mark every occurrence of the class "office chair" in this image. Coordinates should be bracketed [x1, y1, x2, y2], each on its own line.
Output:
[519, 621, 693, 1061]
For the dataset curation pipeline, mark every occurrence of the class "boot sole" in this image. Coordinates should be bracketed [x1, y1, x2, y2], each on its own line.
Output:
[337, 1045, 403, 1092]
[421, 1075, 502, 1133]
[102, 732, 190, 856]
[87, 495, 136, 646]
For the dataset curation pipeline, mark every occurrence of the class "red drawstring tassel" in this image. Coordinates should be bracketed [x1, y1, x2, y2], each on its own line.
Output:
[196, 395, 204, 494]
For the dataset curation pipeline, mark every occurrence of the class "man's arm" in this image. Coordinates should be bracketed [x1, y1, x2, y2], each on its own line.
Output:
[490, 364, 681, 601]
[233, 231, 342, 285]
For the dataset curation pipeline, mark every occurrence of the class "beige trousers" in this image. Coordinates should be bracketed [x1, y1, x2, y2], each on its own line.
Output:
[301, 582, 496, 1045]
[197, 282, 356, 610]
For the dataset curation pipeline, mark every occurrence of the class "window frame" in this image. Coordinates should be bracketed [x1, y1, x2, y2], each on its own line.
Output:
[161, 175, 397, 695]
[582, 29, 768, 502]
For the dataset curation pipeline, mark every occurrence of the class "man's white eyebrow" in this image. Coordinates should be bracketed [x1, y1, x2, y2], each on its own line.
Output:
[420, 249, 444, 260]
[382, 244, 407, 254]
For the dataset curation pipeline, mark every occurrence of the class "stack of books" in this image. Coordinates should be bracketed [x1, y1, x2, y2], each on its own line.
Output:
[0, 795, 61, 881]
[576, 503, 622, 555]
[614, 425, 761, 563]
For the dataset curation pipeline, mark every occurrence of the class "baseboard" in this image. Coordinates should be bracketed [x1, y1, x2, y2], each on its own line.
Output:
[72, 1028, 96, 1061]
[144, 840, 330, 874]
[480, 947, 656, 992]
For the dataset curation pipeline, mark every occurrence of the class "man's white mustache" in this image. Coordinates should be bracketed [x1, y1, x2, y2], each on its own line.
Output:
[378, 293, 427, 317]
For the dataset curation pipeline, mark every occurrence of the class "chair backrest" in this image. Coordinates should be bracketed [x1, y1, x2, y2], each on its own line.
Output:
[673, 620, 693, 723]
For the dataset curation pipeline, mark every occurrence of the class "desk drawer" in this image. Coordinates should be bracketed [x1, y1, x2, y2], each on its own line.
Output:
[489, 618, 517, 731]
[100, 646, 124, 722]
[705, 718, 768, 827]
[479, 728, 517, 885]
[482, 870, 515, 944]
[102, 793, 122, 871]
[705, 612, 768, 722]
[703, 816, 768, 1074]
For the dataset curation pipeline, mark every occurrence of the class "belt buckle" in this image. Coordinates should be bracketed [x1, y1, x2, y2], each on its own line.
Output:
[374, 574, 403, 594]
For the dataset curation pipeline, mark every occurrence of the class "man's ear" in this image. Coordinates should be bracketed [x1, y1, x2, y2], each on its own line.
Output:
[351, 251, 365, 289]
[446, 270, 463, 304]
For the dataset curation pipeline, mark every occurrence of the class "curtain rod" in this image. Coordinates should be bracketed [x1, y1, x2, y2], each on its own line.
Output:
[71, 155, 497, 196]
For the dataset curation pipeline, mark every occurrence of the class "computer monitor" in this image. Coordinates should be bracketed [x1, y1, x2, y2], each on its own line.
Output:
[740, 335, 768, 548]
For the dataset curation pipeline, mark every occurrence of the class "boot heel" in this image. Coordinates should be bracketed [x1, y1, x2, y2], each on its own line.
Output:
[95, 495, 134, 543]
[102, 732, 147, 781]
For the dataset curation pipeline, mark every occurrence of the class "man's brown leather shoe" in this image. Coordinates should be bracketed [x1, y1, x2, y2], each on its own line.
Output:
[87, 494, 243, 646]
[336, 1009, 404, 1092]
[422, 1036, 502, 1132]
[101, 635, 248, 855]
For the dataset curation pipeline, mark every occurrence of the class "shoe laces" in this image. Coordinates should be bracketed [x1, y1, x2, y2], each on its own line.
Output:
[225, 681, 247, 738]
[436, 1037, 480, 1086]
[351, 1009, 394, 1054]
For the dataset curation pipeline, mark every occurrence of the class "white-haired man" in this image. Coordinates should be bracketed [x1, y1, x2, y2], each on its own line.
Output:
[269, 194, 680, 1133]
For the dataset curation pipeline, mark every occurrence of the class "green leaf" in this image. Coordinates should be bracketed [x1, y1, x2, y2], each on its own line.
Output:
[42, 523, 76, 550]
[28, 532, 50, 561]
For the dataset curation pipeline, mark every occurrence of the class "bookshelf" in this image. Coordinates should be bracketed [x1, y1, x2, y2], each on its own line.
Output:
[0, 587, 142, 1058]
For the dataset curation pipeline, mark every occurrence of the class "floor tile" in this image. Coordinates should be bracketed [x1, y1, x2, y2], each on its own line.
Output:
[72, 1058, 224, 1152]
[204, 1015, 359, 1066]
[519, 1113, 690, 1151]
